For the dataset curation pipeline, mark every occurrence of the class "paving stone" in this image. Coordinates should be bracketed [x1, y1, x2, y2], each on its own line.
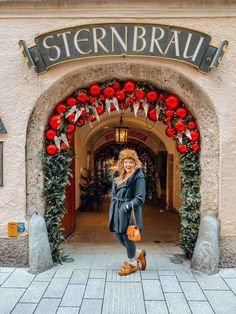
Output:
[34, 268, 56, 282]
[103, 282, 145, 314]
[70, 269, 90, 284]
[0, 287, 25, 314]
[0, 272, 11, 285]
[89, 269, 107, 279]
[1, 268, 35, 288]
[141, 270, 159, 280]
[60, 284, 85, 306]
[194, 273, 230, 290]
[84, 279, 105, 298]
[145, 301, 169, 314]
[180, 282, 206, 301]
[80, 299, 103, 314]
[20, 281, 49, 303]
[44, 277, 69, 298]
[57, 254, 94, 269]
[175, 269, 196, 281]
[165, 292, 191, 314]
[34, 298, 60, 314]
[158, 270, 175, 276]
[11, 303, 37, 314]
[92, 254, 117, 270]
[189, 301, 214, 314]
[219, 268, 236, 278]
[0, 267, 15, 273]
[54, 268, 73, 278]
[205, 290, 236, 314]
[57, 307, 80, 314]
[142, 280, 164, 300]
[155, 256, 187, 270]
[159, 275, 182, 292]
[145, 254, 158, 270]
[107, 269, 141, 282]
[224, 278, 236, 293]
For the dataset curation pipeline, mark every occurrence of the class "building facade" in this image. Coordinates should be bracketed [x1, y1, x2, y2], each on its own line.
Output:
[0, 0, 236, 270]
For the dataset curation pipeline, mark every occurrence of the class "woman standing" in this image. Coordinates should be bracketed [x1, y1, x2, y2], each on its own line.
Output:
[109, 149, 146, 276]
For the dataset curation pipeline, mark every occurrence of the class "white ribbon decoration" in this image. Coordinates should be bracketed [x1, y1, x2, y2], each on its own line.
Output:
[133, 101, 140, 117]
[65, 106, 82, 124]
[143, 101, 149, 118]
[54, 133, 69, 150]
[185, 128, 192, 140]
[176, 133, 183, 144]
[112, 97, 120, 112]
[105, 98, 111, 114]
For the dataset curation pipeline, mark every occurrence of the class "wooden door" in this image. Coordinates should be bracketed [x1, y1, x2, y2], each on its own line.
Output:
[61, 139, 76, 238]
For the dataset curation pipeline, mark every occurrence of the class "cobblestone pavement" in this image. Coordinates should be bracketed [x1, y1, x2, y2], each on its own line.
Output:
[1, 243, 236, 314]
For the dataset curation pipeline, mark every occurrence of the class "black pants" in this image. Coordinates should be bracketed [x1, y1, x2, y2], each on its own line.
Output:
[115, 233, 136, 259]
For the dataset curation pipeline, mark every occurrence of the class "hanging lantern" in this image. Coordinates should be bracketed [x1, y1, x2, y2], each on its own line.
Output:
[114, 113, 129, 143]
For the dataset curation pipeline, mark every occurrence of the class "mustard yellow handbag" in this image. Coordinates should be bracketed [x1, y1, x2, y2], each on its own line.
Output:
[126, 201, 141, 241]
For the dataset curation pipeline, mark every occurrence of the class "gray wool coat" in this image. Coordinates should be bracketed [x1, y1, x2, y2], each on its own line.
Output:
[108, 168, 146, 234]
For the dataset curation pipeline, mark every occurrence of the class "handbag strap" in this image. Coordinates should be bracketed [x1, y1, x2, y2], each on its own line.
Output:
[129, 201, 137, 226]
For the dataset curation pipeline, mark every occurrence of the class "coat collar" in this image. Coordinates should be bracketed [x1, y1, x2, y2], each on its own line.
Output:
[115, 168, 144, 190]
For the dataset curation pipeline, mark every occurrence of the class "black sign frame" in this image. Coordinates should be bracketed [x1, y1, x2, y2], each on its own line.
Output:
[19, 22, 229, 75]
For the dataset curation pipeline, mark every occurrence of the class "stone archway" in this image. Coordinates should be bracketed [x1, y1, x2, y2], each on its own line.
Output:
[26, 62, 219, 271]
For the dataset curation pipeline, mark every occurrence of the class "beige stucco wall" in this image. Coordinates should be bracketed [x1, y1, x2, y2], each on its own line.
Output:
[0, 15, 235, 238]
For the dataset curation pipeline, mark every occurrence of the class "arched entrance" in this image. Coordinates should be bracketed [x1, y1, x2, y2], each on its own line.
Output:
[26, 61, 219, 270]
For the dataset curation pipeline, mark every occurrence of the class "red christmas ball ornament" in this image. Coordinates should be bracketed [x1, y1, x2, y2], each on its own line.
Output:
[67, 113, 75, 123]
[80, 108, 87, 117]
[159, 93, 165, 100]
[60, 143, 69, 150]
[66, 97, 77, 106]
[176, 107, 187, 119]
[96, 105, 105, 115]
[165, 95, 179, 109]
[174, 121, 186, 132]
[165, 110, 174, 118]
[191, 143, 200, 151]
[55, 103, 66, 114]
[77, 92, 88, 103]
[119, 103, 124, 110]
[110, 103, 116, 111]
[128, 97, 134, 104]
[190, 130, 199, 142]
[77, 118, 86, 127]
[177, 144, 188, 153]
[89, 114, 97, 122]
[125, 102, 130, 109]
[66, 133, 73, 141]
[104, 86, 115, 98]
[188, 121, 197, 129]
[89, 97, 95, 105]
[116, 90, 126, 101]
[49, 114, 63, 129]
[45, 129, 56, 140]
[146, 90, 158, 102]
[90, 84, 100, 96]
[135, 89, 145, 99]
[99, 95, 105, 101]
[67, 124, 75, 134]
[148, 108, 158, 121]
[46, 144, 58, 155]
[164, 119, 171, 125]
[124, 81, 136, 93]
[165, 127, 175, 137]
[112, 81, 120, 89]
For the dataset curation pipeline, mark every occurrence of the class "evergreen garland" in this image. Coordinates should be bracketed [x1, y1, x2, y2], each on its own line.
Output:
[43, 149, 73, 263]
[42, 79, 201, 262]
[179, 151, 201, 257]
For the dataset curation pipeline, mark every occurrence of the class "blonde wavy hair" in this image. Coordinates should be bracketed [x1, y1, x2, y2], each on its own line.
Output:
[114, 149, 142, 185]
